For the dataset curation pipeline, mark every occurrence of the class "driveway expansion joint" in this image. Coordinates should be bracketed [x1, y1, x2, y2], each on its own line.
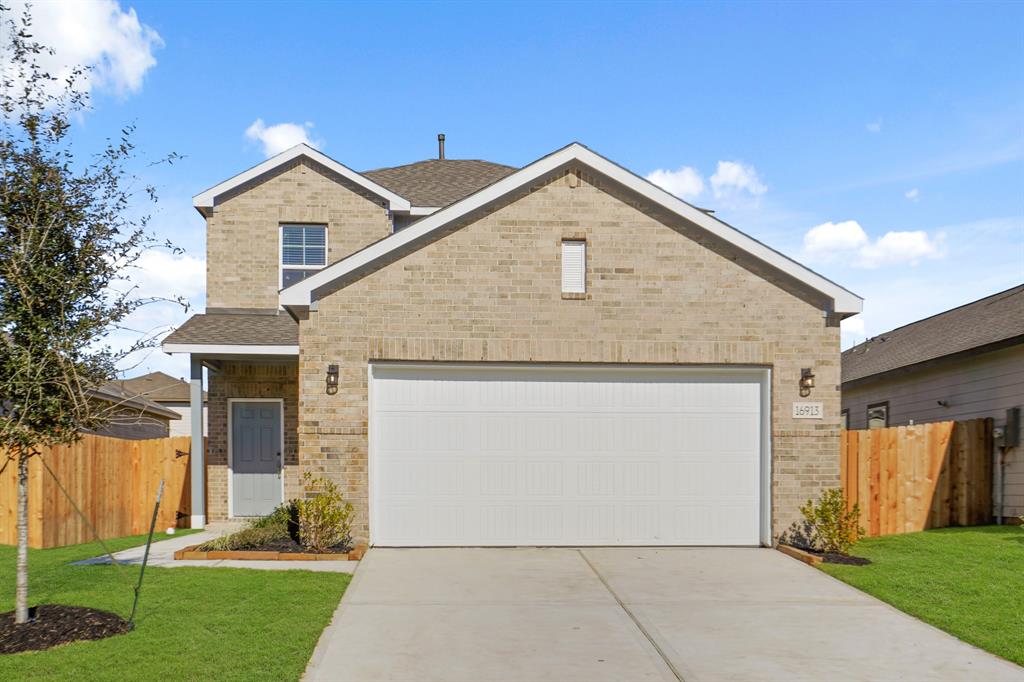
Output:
[578, 549, 686, 682]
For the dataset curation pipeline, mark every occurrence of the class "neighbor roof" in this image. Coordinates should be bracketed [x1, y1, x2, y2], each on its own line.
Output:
[281, 142, 863, 316]
[842, 284, 1024, 384]
[363, 159, 517, 208]
[162, 312, 299, 354]
[115, 371, 207, 403]
[89, 383, 181, 421]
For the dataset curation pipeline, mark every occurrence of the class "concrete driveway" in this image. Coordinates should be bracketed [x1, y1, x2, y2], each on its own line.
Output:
[304, 547, 1024, 682]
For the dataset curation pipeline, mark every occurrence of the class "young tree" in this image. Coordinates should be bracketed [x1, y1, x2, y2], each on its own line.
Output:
[0, 5, 181, 623]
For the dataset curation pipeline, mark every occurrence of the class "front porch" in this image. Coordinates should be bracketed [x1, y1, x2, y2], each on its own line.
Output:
[162, 310, 302, 527]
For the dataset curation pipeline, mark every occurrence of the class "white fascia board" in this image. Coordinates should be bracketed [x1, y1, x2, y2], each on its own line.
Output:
[162, 343, 299, 356]
[280, 143, 862, 314]
[408, 206, 441, 216]
[193, 144, 411, 212]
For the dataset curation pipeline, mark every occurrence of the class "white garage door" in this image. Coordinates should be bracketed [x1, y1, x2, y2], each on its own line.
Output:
[370, 364, 768, 546]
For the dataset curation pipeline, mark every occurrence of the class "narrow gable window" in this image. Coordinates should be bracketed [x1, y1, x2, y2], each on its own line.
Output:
[281, 224, 327, 288]
[561, 240, 586, 294]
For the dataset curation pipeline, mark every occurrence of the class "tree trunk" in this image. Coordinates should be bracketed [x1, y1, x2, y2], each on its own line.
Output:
[15, 450, 29, 624]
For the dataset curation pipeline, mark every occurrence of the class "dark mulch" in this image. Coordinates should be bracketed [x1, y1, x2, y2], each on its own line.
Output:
[251, 537, 349, 554]
[0, 605, 130, 654]
[821, 552, 871, 566]
[801, 547, 871, 565]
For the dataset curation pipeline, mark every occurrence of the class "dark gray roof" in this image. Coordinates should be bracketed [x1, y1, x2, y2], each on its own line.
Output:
[842, 284, 1024, 384]
[90, 383, 181, 420]
[116, 371, 207, 403]
[363, 159, 517, 207]
[163, 312, 298, 346]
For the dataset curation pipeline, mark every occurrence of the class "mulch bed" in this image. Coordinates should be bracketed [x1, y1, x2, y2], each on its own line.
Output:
[817, 551, 871, 566]
[0, 605, 130, 654]
[175, 539, 366, 562]
[777, 543, 871, 566]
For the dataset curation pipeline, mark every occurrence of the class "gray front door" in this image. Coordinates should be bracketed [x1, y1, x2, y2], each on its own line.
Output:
[232, 401, 282, 516]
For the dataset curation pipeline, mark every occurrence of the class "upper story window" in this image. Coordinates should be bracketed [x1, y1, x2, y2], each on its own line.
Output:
[281, 224, 327, 288]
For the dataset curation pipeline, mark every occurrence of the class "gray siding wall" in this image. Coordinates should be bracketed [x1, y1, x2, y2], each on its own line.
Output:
[162, 402, 208, 437]
[842, 344, 1024, 516]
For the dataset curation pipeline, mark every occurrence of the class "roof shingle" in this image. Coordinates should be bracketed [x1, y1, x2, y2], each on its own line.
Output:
[115, 371, 207, 402]
[363, 159, 517, 207]
[842, 284, 1024, 384]
[162, 312, 298, 347]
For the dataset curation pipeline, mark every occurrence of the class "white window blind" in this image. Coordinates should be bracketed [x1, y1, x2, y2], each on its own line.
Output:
[561, 240, 586, 293]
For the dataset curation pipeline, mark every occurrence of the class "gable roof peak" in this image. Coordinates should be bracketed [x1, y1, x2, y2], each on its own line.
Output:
[192, 144, 412, 215]
[280, 141, 863, 317]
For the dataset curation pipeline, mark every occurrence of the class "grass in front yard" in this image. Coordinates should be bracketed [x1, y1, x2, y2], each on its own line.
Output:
[0, 531, 350, 680]
[820, 525, 1024, 666]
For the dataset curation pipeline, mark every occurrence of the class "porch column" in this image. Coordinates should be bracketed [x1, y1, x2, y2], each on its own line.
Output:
[189, 355, 205, 529]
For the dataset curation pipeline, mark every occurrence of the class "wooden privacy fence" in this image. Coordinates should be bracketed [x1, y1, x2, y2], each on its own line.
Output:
[0, 434, 201, 549]
[841, 419, 992, 537]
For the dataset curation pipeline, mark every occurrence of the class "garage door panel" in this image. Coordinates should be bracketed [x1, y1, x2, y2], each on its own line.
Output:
[371, 365, 765, 546]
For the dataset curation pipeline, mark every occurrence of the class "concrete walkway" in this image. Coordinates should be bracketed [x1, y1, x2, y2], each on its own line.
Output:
[74, 528, 357, 573]
[304, 547, 1024, 682]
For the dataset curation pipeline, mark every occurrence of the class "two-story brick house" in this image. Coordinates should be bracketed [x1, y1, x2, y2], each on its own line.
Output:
[162, 139, 862, 546]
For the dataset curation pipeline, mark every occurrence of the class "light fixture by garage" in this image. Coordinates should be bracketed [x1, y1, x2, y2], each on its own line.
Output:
[799, 368, 815, 397]
[326, 364, 339, 395]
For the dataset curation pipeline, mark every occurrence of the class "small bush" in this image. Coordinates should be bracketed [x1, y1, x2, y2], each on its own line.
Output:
[799, 488, 864, 555]
[296, 472, 353, 553]
[195, 525, 287, 552]
[250, 500, 298, 534]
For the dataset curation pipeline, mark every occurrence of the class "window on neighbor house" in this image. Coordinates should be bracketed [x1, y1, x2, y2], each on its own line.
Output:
[840, 409, 849, 430]
[281, 224, 327, 288]
[867, 402, 889, 429]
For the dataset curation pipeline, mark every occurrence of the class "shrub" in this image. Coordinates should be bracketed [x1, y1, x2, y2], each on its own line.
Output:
[195, 525, 287, 552]
[296, 472, 354, 553]
[250, 500, 298, 535]
[799, 488, 864, 555]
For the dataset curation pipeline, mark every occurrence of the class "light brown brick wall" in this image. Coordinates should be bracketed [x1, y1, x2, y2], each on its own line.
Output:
[206, 158, 392, 310]
[298, 170, 841, 543]
[206, 361, 299, 520]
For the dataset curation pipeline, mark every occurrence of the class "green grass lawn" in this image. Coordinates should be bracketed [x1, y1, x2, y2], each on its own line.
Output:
[820, 525, 1024, 666]
[0, 531, 351, 680]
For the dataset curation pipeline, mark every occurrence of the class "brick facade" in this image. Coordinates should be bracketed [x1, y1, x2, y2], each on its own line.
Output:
[206, 361, 299, 520]
[297, 170, 841, 543]
[206, 158, 392, 310]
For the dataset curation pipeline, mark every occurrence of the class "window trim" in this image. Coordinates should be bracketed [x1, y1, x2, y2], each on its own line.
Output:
[866, 401, 889, 429]
[279, 223, 329, 289]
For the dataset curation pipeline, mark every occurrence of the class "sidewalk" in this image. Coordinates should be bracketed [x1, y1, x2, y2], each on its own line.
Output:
[73, 527, 358, 573]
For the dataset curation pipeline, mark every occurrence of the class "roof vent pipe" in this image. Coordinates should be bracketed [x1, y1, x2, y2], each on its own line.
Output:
[438, 133, 445, 160]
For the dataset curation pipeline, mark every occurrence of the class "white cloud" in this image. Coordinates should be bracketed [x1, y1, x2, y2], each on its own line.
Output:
[645, 166, 705, 200]
[904, 188, 920, 202]
[866, 120, 882, 133]
[245, 119, 319, 157]
[803, 220, 869, 259]
[802, 219, 945, 268]
[857, 230, 945, 268]
[710, 161, 767, 205]
[127, 249, 206, 300]
[6, 0, 162, 97]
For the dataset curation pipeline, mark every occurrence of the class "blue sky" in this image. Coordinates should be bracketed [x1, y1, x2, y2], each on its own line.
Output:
[20, 1, 1023, 378]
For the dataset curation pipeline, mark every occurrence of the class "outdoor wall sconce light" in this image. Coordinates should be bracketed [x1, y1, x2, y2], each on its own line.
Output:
[325, 364, 339, 395]
[799, 368, 815, 397]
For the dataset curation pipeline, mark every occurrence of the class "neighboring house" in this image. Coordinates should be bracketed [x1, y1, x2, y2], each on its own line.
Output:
[87, 382, 181, 440]
[162, 139, 862, 546]
[115, 371, 208, 437]
[841, 284, 1024, 519]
